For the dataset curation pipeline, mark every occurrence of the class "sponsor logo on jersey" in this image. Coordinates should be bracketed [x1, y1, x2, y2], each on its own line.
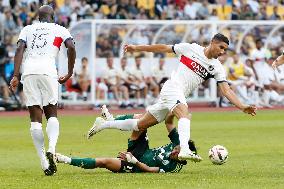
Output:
[180, 55, 213, 80]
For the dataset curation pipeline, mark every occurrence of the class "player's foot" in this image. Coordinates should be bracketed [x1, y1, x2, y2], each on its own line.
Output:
[178, 150, 202, 162]
[55, 153, 71, 164]
[46, 152, 57, 174]
[43, 168, 54, 176]
[87, 117, 106, 139]
[101, 105, 114, 121]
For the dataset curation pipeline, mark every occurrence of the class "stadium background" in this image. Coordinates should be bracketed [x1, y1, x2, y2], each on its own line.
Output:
[0, 1, 284, 189]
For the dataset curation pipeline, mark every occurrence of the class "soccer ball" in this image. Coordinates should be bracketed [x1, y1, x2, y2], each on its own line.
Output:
[208, 145, 229, 165]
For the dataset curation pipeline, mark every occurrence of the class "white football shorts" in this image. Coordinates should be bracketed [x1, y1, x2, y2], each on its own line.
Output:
[146, 80, 187, 122]
[22, 75, 58, 108]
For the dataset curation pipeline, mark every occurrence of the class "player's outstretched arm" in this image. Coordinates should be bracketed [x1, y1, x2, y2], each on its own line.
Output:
[218, 82, 257, 116]
[58, 39, 76, 84]
[10, 40, 26, 92]
[124, 44, 173, 54]
[272, 54, 284, 69]
[119, 152, 160, 173]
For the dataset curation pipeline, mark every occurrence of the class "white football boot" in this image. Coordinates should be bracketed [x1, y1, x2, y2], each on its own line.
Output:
[178, 149, 203, 162]
[87, 117, 106, 139]
[101, 105, 114, 121]
[55, 153, 71, 164]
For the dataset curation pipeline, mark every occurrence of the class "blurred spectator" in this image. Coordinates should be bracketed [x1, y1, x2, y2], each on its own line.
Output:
[103, 56, 119, 102]
[3, 9, 19, 37]
[269, 6, 281, 20]
[226, 54, 255, 104]
[73, 57, 91, 101]
[103, 56, 129, 107]
[208, 8, 219, 20]
[196, 0, 210, 20]
[247, 0, 260, 15]
[128, 0, 139, 19]
[230, 4, 240, 20]
[117, 57, 132, 108]
[257, 6, 268, 20]
[240, 4, 255, 20]
[151, 58, 169, 90]
[184, 0, 197, 20]
[0, 42, 9, 102]
[154, 0, 167, 19]
[128, 56, 148, 107]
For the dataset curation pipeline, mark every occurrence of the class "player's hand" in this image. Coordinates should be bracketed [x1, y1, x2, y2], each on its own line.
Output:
[242, 105, 257, 116]
[9, 76, 19, 92]
[124, 44, 136, 53]
[118, 152, 138, 164]
[58, 73, 72, 84]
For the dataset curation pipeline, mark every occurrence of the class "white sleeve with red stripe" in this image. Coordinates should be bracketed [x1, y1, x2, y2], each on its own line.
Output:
[59, 26, 73, 42]
[172, 43, 192, 55]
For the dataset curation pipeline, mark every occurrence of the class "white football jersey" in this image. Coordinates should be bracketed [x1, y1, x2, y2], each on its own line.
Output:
[18, 22, 73, 78]
[103, 68, 118, 85]
[171, 43, 226, 97]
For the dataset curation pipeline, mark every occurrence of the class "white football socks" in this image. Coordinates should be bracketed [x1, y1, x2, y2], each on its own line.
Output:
[46, 117, 59, 154]
[101, 119, 139, 131]
[177, 118, 191, 152]
[30, 122, 49, 170]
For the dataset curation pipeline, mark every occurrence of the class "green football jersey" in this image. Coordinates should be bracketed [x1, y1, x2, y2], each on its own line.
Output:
[133, 128, 183, 173]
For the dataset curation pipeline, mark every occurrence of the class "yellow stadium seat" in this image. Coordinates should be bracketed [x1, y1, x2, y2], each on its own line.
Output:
[215, 5, 225, 20]
[137, 0, 155, 10]
[56, 0, 64, 8]
[175, 25, 186, 33]
[277, 6, 284, 18]
[224, 5, 232, 16]
[101, 5, 110, 15]
[266, 5, 274, 16]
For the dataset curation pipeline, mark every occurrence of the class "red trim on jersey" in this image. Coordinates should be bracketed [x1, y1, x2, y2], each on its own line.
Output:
[53, 37, 63, 48]
[180, 55, 213, 80]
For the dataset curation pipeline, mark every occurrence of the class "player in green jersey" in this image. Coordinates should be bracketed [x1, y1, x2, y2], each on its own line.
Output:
[56, 106, 197, 173]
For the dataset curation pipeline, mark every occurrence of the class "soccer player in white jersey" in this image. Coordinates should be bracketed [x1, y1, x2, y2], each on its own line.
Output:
[88, 33, 256, 162]
[272, 50, 284, 69]
[9, 5, 76, 175]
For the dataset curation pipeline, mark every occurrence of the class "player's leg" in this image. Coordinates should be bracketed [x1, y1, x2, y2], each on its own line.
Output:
[172, 103, 202, 162]
[40, 75, 60, 173]
[88, 111, 158, 138]
[24, 75, 52, 175]
[56, 153, 122, 172]
[43, 103, 58, 155]
[101, 104, 142, 121]
[43, 104, 59, 173]
[28, 105, 52, 175]
[87, 99, 165, 138]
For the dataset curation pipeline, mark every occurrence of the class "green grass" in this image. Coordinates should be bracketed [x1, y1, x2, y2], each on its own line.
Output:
[0, 110, 284, 189]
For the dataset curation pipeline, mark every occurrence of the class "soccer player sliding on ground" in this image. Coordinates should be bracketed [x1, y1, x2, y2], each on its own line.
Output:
[57, 110, 197, 173]
[88, 34, 257, 163]
[10, 5, 76, 175]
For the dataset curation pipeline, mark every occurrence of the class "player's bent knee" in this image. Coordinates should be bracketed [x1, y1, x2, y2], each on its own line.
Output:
[96, 159, 108, 168]
[47, 117, 59, 124]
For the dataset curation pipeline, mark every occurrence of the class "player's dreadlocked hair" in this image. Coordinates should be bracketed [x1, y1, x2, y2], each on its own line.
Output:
[212, 33, 229, 45]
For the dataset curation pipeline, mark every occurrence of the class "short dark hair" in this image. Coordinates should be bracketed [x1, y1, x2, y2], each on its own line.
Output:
[255, 38, 262, 44]
[212, 33, 229, 45]
[81, 57, 88, 62]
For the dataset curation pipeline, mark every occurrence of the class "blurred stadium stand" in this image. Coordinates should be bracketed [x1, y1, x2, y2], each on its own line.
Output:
[1, 0, 284, 111]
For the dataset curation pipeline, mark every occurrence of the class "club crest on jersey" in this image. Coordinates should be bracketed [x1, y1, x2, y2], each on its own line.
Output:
[180, 55, 213, 80]
[208, 65, 214, 71]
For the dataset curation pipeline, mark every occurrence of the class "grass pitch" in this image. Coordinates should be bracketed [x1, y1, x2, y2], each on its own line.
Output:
[0, 110, 283, 189]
